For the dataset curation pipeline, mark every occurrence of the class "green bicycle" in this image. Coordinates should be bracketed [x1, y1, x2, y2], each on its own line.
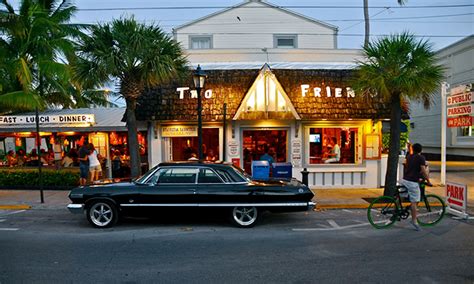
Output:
[367, 181, 446, 229]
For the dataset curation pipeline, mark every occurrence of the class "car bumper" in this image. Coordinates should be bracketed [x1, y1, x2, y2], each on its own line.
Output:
[308, 201, 316, 210]
[67, 204, 84, 214]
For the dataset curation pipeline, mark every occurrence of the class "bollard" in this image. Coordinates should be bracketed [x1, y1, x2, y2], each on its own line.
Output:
[301, 167, 309, 186]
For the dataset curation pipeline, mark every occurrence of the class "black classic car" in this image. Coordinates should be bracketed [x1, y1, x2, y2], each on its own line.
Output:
[67, 162, 315, 228]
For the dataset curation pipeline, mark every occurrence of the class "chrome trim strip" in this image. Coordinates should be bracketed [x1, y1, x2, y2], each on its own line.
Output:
[67, 204, 84, 214]
[120, 202, 311, 207]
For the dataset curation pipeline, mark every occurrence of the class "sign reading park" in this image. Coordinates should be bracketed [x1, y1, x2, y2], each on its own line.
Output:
[447, 116, 473, 128]
[446, 182, 467, 211]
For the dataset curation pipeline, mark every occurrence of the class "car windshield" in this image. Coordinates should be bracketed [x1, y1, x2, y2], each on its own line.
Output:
[134, 165, 159, 184]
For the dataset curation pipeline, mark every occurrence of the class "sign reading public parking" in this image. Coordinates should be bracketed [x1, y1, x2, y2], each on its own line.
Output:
[447, 84, 473, 128]
[446, 182, 467, 211]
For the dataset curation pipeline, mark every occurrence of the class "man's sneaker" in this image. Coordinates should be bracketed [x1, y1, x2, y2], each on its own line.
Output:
[409, 220, 421, 231]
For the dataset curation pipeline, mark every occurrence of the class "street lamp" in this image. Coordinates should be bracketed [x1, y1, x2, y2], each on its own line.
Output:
[193, 65, 207, 160]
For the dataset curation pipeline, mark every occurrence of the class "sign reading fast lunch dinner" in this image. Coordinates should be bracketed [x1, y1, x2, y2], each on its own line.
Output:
[0, 114, 95, 125]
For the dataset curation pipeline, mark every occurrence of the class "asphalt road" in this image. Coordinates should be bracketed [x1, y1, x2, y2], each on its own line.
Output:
[0, 208, 473, 283]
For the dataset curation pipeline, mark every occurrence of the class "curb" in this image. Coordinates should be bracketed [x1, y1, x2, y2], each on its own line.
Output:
[317, 204, 369, 209]
[0, 205, 32, 210]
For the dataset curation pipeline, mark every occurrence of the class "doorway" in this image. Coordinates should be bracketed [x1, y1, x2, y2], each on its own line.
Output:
[242, 129, 288, 173]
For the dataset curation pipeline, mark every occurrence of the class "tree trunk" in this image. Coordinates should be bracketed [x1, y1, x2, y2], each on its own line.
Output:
[364, 0, 370, 47]
[125, 97, 141, 178]
[384, 92, 402, 196]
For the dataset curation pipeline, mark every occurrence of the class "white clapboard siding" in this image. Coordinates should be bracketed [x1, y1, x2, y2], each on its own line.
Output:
[408, 36, 474, 156]
[175, 1, 336, 50]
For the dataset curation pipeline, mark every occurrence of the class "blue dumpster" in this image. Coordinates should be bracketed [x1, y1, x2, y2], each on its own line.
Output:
[272, 162, 292, 179]
[251, 160, 270, 180]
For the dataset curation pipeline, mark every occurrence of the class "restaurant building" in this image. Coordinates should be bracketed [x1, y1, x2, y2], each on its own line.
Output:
[137, 64, 391, 188]
[0, 108, 148, 177]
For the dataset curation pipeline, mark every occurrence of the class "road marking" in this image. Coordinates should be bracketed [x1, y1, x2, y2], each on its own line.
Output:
[2, 210, 26, 216]
[342, 209, 354, 214]
[0, 219, 5, 222]
[327, 219, 340, 228]
[293, 222, 373, 231]
[0, 228, 19, 231]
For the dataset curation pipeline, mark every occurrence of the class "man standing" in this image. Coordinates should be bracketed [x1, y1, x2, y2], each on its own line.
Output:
[78, 141, 90, 186]
[400, 143, 432, 231]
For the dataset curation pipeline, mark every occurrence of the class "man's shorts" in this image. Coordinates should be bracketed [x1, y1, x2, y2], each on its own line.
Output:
[79, 163, 89, 179]
[400, 179, 421, 202]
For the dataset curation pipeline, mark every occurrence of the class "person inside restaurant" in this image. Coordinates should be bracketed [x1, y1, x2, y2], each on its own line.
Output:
[6, 150, 17, 167]
[205, 149, 217, 162]
[324, 137, 341, 164]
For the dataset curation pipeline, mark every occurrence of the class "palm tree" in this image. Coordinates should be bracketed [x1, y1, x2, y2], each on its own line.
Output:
[354, 32, 444, 196]
[0, 0, 98, 112]
[363, 0, 407, 47]
[73, 17, 188, 178]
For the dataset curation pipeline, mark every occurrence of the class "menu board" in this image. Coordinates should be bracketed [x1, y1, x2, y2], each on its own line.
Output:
[364, 134, 381, 159]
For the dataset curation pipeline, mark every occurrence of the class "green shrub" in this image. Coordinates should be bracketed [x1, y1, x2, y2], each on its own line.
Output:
[0, 168, 80, 188]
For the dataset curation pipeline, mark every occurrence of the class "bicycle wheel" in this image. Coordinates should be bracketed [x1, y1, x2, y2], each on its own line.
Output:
[417, 194, 445, 226]
[367, 196, 399, 229]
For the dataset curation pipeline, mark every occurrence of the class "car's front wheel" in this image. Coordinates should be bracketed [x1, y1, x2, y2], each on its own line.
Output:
[230, 206, 259, 228]
[86, 200, 118, 228]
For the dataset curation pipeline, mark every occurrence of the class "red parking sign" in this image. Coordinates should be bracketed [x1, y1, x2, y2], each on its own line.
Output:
[446, 182, 467, 210]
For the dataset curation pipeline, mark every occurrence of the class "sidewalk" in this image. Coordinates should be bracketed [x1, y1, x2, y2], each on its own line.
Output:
[0, 161, 472, 213]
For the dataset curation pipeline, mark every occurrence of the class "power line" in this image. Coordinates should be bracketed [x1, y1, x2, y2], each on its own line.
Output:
[75, 4, 474, 12]
[120, 11, 473, 23]
[75, 12, 474, 25]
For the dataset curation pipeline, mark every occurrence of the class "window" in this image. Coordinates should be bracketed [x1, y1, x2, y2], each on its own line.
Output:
[171, 128, 219, 161]
[216, 167, 247, 183]
[198, 168, 223, 184]
[190, 36, 212, 49]
[308, 127, 358, 164]
[460, 125, 474, 137]
[153, 168, 197, 184]
[274, 35, 297, 48]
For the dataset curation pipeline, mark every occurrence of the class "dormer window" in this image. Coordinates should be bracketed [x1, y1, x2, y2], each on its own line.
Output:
[274, 34, 297, 48]
[190, 35, 212, 49]
[234, 64, 300, 120]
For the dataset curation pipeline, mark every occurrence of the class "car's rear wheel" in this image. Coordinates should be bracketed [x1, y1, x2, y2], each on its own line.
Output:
[86, 200, 118, 228]
[230, 206, 258, 228]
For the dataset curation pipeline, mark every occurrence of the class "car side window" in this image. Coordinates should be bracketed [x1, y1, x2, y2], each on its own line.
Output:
[198, 169, 223, 184]
[154, 168, 197, 184]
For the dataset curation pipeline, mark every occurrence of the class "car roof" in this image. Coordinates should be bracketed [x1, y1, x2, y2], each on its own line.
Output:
[157, 161, 234, 169]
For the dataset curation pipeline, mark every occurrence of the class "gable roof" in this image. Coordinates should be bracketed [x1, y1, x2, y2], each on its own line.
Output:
[173, 0, 338, 33]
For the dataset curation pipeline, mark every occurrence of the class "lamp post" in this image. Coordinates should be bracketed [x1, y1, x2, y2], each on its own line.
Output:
[193, 65, 207, 160]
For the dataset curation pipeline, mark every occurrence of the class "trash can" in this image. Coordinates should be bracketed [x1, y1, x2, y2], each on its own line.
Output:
[272, 162, 292, 179]
[251, 160, 270, 180]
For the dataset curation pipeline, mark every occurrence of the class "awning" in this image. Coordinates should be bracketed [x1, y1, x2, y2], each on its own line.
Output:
[0, 107, 147, 133]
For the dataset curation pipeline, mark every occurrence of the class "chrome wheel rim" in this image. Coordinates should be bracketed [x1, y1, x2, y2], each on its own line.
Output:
[90, 203, 113, 227]
[233, 206, 257, 226]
